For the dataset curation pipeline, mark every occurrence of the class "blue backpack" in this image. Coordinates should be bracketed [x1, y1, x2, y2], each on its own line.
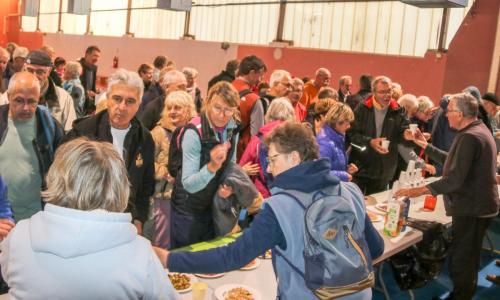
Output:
[275, 184, 374, 299]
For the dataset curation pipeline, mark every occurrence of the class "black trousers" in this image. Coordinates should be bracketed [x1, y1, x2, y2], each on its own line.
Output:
[449, 216, 493, 300]
[170, 208, 214, 249]
[352, 176, 389, 195]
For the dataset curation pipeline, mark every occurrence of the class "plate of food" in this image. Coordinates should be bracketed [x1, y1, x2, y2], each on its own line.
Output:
[374, 203, 388, 213]
[194, 272, 226, 279]
[240, 259, 260, 271]
[215, 284, 261, 300]
[167, 272, 197, 293]
[367, 210, 383, 222]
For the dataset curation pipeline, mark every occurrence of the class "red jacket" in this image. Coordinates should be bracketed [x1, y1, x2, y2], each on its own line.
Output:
[232, 78, 260, 160]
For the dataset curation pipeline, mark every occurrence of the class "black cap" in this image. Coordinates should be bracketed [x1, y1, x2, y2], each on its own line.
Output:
[26, 50, 52, 67]
[482, 92, 499, 106]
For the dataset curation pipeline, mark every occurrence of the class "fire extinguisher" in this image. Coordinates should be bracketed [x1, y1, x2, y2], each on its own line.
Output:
[112, 55, 119, 68]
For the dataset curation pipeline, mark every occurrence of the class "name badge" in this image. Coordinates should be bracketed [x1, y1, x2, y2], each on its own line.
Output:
[135, 153, 143, 168]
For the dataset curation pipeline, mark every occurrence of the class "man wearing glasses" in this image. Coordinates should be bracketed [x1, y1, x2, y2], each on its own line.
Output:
[262, 69, 292, 105]
[1, 50, 76, 132]
[0, 71, 64, 221]
[348, 75, 410, 194]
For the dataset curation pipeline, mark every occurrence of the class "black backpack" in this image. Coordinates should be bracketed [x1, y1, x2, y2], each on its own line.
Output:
[388, 219, 451, 290]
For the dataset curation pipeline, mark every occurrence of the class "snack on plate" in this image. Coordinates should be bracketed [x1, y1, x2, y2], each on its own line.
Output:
[224, 287, 255, 300]
[168, 273, 191, 290]
[264, 249, 272, 258]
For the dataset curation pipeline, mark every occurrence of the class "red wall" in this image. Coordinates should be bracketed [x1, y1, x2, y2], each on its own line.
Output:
[443, 0, 499, 95]
[0, 0, 20, 47]
[237, 46, 448, 103]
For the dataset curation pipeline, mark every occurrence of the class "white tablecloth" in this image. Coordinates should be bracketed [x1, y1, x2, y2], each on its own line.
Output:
[178, 258, 277, 300]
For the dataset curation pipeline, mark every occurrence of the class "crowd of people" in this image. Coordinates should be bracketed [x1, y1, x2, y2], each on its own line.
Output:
[0, 42, 498, 300]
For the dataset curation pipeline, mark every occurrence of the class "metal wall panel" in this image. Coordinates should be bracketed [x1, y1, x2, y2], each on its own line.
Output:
[38, 0, 58, 33]
[29, 0, 474, 57]
[283, 1, 473, 57]
[90, 0, 127, 36]
[190, 0, 279, 45]
[130, 0, 184, 39]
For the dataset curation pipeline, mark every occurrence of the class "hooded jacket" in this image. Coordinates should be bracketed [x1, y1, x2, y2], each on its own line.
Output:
[0, 204, 178, 299]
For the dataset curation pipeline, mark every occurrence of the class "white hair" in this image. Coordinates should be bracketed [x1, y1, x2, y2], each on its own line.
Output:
[416, 96, 434, 113]
[397, 94, 418, 111]
[106, 68, 144, 102]
[65, 61, 82, 80]
[269, 69, 291, 87]
[265, 97, 295, 123]
[371, 75, 392, 92]
[162, 70, 186, 87]
[182, 67, 198, 79]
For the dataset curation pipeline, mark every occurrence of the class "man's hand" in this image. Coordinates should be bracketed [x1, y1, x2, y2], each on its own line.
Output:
[218, 184, 233, 198]
[152, 246, 169, 268]
[424, 164, 436, 175]
[133, 220, 143, 236]
[395, 186, 430, 198]
[412, 129, 428, 149]
[0, 219, 15, 241]
[207, 143, 230, 173]
[370, 137, 389, 154]
[242, 162, 260, 176]
[347, 163, 358, 175]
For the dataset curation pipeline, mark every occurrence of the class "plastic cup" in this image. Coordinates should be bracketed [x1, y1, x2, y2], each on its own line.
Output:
[409, 124, 418, 135]
[381, 140, 390, 151]
[192, 282, 208, 300]
[424, 195, 437, 211]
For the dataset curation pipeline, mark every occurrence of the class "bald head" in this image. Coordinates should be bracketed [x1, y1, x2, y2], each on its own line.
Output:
[8, 72, 41, 121]
[8, 71, 41, 95]
[314, 68, 331, 88]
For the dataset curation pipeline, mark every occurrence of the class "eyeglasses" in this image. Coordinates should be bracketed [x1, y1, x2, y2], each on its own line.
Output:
[212, 105, 235, 117]
[266, 153, 288, 167]
[447, 109, 461, 113]
[12, 97, 38, 107]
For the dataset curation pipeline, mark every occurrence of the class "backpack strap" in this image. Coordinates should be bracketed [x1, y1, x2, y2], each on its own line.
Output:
[239, 89, 253, 99]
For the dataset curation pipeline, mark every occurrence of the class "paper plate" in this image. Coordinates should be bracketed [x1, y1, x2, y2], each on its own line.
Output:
[215, 284, 262, 300]
[195, 272, 226, 279]
[375, 203, 388, 213]
[167, 272, 197, 293]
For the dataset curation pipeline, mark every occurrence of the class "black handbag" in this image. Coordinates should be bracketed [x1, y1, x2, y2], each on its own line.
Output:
[388, 218, 451, 290]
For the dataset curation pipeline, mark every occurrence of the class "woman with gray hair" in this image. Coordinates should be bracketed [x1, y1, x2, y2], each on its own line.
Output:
[63, 61, 86, 118]
[0, 138, 178, 299]
[149, 90, 196, 248]
[239, 97, 295, 198]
